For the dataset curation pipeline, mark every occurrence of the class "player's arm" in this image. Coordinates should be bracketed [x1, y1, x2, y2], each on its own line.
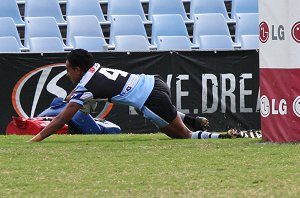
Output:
[65, 89, 75, 102]
[29, 102, 81, 142]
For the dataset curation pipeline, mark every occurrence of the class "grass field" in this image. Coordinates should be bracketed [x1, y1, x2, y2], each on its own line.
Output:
[1, 133, 300, 198]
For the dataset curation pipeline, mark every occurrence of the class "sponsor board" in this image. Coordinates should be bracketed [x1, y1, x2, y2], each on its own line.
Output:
[0, 51, 259, 133]
[11, 63, 113, 119]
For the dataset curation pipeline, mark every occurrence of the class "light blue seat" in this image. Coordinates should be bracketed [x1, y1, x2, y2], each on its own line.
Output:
[157, 36, 192, 51]
[114, 35, 150, 52]
[235, 13, 259, 46]
[148, 0, 192, 23]
[240, 35, 259, 50]
[107, 0, 149, 23]
[24, 17, 69, 49]
[231, 0, 258, 20]
[66, 15, 106, 48]
[193, 13, 235, 47]
[16, 0, 25, 4]
[199, 35, 234, 50]
[109, 15, 151, 48]
[0, 0, 24, 27]
[29, 37, 65, 52]
[24, 0, 66, 25]
[66, 0, 109, 24]
[0, 17, 26, 50]
[151, 14, 195, 47]
[58, 0, 67, 3]
[0, 37, 21, 52]
[73, 36, 109, 52]
[190, 0, 234, 23]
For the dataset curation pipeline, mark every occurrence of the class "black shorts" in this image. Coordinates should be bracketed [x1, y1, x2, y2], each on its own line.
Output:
[143, 75, 177, 125]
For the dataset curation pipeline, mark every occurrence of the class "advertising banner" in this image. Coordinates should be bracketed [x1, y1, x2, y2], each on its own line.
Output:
[260, 0, 300, 142]
[0, 51, 259, 134]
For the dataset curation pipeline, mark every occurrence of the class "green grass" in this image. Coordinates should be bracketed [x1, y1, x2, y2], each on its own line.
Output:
[1, 134, 300, 198]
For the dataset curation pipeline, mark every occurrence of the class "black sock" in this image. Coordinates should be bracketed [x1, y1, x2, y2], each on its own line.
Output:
[218, 134, 231, 139]
[183, 115, 195, 128]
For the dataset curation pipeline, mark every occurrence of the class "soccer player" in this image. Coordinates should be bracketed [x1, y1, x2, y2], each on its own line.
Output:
[29, 49, 259, 142]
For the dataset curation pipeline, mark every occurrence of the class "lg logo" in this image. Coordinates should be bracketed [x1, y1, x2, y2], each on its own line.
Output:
[260, 21, 269, 43]
[291, 21, 300, 43]
[260, 95, 287, 117]
[260, 95, 270, 117]
[293, 96, 300, 117]
[260, 21, 300, 43]
[261, 95, 300, 117]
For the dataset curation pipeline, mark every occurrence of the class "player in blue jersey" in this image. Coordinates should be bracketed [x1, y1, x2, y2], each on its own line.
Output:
[29, 49, 260, 142]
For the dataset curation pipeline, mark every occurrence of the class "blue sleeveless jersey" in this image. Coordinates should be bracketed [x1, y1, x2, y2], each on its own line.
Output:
[111, 74, 154, 110]
[70, 63, 154, 111]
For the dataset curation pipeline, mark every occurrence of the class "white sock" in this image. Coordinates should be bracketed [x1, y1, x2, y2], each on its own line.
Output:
[177, 111, 185, 121]
[191, 131, 220, 139]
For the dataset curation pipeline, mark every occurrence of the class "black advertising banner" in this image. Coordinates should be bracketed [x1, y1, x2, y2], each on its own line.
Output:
[0, 51, 259, 134]
[0, 53, 72, 134]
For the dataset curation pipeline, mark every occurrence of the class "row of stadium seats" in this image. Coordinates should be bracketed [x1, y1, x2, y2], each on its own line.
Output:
[1, 0, 258, 26]
[16, 0, 224, 3]
[0, 13, 259, 52]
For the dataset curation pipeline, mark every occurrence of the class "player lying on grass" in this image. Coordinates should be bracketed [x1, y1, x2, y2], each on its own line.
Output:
[29, 49, 260, 142]
[38, 97, 121, 134]
[39, 96, 208, 134]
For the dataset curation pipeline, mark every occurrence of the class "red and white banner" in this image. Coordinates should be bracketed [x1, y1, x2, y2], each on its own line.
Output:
[260, 0, 300, 142]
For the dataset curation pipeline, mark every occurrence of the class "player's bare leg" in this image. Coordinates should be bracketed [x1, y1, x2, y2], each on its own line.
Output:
[159, 113, 223, 139]
[160, 113, 192, 139]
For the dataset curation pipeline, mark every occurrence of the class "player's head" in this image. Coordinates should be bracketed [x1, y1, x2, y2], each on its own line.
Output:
[66, 49, 95, 73]
[65, 49, 95, 84]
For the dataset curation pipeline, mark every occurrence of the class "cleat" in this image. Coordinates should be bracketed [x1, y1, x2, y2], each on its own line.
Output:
[194, 116, 209, 131]
[227, 129, 262, 139]
[242, 129, 262, 138]
[227, 128, 242, 138]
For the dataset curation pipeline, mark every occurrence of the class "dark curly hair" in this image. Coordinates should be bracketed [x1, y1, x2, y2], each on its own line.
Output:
[66, 49, 95, 73]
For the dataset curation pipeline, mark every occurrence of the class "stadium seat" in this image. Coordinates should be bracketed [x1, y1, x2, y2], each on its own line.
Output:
[73, 36, 109, 52]
[192, 13, 236, 47]
[198, 35, 234, 50]
[66, 15, 106, 48]
[114, 35, 150, 52]
[107, 0, 149, 23]
[66, 0, 109, 24]
[0, 37, 21, 52]
[0, 0, 25, 27]
[109, 15, 152, 48]
[16, 0, 25, 4]
[151, 14, 195, 47]
[24, 17, 69, 50]
[29, 37, 65, 52]
[157, 36, 192, 51]
[231, 0, 258, 20]
[24, 0, 66, 25]
[58, 0, 68, 3]
[148, 0, 192, 23]
[189, 0, 234, 23]
[235, 13, 259, 47]
[0, 17, 26, 50]
[239, 35, 259, 50]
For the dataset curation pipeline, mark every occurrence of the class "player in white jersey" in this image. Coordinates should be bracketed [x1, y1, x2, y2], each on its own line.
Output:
[29, 49, 260, 142]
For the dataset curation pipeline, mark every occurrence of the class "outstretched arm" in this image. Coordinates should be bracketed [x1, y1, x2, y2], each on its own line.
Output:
[65, 89, 75, 102]
[29, 102, 81, 142]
